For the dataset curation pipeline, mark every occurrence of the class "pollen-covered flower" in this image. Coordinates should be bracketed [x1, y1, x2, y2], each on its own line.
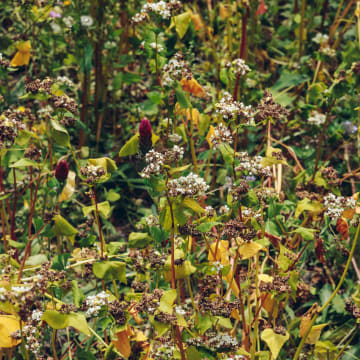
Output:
[215, 92, 253, 122]
[209, 123, 233, 149]
[232, 58, 251, 76]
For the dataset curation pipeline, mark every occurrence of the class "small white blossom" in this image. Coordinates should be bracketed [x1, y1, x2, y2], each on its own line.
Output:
[63, 16, 74, 27]
[31, 310, 43, 322]
[168, 133, 182, 143]
[232, 58, 250, 76]
[324, 193, 356, 219]
[85, 291, 110, 317]
[321, 46, 336, 57]
[219, 205, 230, 215]
[308, 111, 326, 126]
[80, 15, 94, 27]
[313, 33, 329, 45]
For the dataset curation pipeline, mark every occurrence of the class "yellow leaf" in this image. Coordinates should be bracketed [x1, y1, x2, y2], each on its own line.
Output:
[190, 12, 205, 30]
[299, 315, 312, 338]
[180, 77, 206, 98]
[219, 3, 229, 20]
[305, 324, 328, 345]
[10, 41, 31, 67]
[112, 330, 131, 358]
[261, 328, 289, 360]
[238, 241, 264, 260]
[259, 274, 273, 283]
[131, 329, 147, 342]
[0, 315, 22, 348]
[206, 125, 215, 148]
[186, 108, 199, 125]
[63, 0, 71, 5]
[58, 170, 76, 202]
[208, 240, 229, 264]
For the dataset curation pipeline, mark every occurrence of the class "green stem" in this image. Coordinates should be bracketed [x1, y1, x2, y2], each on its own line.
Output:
[299, 0, 306, 58]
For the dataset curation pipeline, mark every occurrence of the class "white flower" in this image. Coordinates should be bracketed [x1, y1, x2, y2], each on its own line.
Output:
[150, 42, 164, 52]
[167, 173, 209, 197]
[313, 33, 329, 45]
[80, 15, 93, 27]
[308, 111, 326, 126]
[232, 58, 250, 76]
[219, 205, 230, 215]
[50, 22, 61, 33]
[85, 291, 110, 316]
[63, 16, 74, 27]
[168, 133, 182, 143]
[321, 47, 336, 57]
[31, 310, 43, 322]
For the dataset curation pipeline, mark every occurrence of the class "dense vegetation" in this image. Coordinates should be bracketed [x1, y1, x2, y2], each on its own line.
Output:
[0, 0, 360, 359]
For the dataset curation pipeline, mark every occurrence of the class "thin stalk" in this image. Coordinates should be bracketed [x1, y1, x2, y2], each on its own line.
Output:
[299, 0, 306, 58]
[92, 187, 106, 257]
[250, 253, 260, 359]
[52, 329, 59, 360]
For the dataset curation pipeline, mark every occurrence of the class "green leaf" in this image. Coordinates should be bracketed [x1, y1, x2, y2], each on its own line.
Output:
[278, 244, 294, 271]
[24, 254, 48, 267]
[82, 201, 111, 219]
[9, 158, 40, 168]
[175, 85, 190, 108]
[118, 134, 139, 157]
[183, 197, 205, 213]
[128, 232, 151, 249]
[15, 130, 35, 146]
[291, 227, 317, 241]
[197, 314, 213, 334]
[295, 198, 322, 218]
[88, 157, 117, 174]
[158, 289, 177, 314]
[218, 143, 234, 164]
[122, 72, 142, 84]
[105, 189, 121, 202]
[262, 146, 288, 167]
[260, 328, 289, 360]
[93, 261, 127, 283]
[42, 311, 90, 336]
[271, 71, 310, 92]
[52, 215, 78, 245]
[195, 222, 221, 233]
[50, 118, 70, 147]
[71, 280, 84, 307]
[173, 12, 192, 39]
[150, 316, 170, 337]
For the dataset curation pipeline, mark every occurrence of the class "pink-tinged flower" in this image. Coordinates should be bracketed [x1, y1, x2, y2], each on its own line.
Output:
[139, 117, 152, 155]
[49, 10, 62, 18]
[55, 160, 69, 181]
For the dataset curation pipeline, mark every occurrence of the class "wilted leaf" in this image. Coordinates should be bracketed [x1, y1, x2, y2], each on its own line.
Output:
[206, 125, 215, 148]
[59, 171, 76, 202]
[336, 218, 349, 240]
[180, 77, 206, 98]
[112, 330, 131, 358]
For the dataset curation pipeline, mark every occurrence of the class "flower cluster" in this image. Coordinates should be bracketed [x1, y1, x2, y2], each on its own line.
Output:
[215, 92, 253, 122]
[320, 46, 336, 57]
[132, 0, 182, 23]
[80, 164, 106, 184]
[236, 152, 272, 177]
[323, 193, 356, 219]
[85, 291, 110, 316]
[308, 110, 326, 126]
[167, 172, 209, 197]
[140, 150, 165, 178]
[232, 58, 251, 76]
[0, 112, 26, 149]
[210, 123, 233, 148]
[162, 52, 192, 86]
[256, 90, 289, 122]
[187, 332, 239, 352]
[140, 146, 184, 178]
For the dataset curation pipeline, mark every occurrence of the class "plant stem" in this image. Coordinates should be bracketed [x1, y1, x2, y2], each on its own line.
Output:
[52, 329, 59, 360]
[299, 0, 306, 59]
[92, 187, 106, 257]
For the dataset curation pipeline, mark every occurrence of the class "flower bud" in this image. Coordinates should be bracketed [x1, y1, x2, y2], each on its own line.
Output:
[139, 117, 152, 155]
[55, 160, 69, 182]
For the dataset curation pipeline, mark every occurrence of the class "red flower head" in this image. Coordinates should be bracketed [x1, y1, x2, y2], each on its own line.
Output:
[55, 159, 69, 182]
[139, 117, 152, 155]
